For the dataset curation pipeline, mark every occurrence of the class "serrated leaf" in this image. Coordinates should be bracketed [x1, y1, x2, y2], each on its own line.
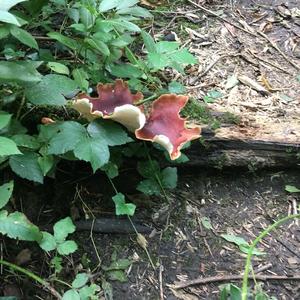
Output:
[161, 167, 177, 189]
[39, 231, 57, 251]
[148, 52, 168, 70]
[62, 289, 80, 300]
[57, 240, 78, 255]
[9, 151, 43, 183]
[0, 61, 42, 83]
[47, 62, 69, 75]
[112, 193, 136, 216]
[48, 121, 86, 154]
[11, 134, 40, 149]
[53, 216, 76, 242]
[10, 25, 39, 49]
[25, 74, 78, 105]
[285, 185, 300, 193]
[0, 181, 14, 209]
[0, 111, 12, 129]
[74, 136, 110, 172]
[79, 284, 101, 300]
[137, 178, 160, 195]
[72, 273, 89, 289]
[0, 137, 22, 156]
[0, 210, 42, 241]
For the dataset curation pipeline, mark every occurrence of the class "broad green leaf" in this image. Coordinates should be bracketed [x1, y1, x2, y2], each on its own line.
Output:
[161, 167, 177, 189]
[285, 185, 300, 193]
[47, 32, 78, 50]
[62, 289, 80, 300]
[72, 68, 89, 91]
[141, 30, 156, 53]
[117, 6, 152, 18]
[239, 244, 265, 256]
[79, 284, 101, 300]
[221, 234, 249, 246]
[9, 151, 43, 183]
[38, 155, 54, 176]
[0, 0, 26, 11]
[0, 25, 10, 38]
[110, 34, 134, 47]
[101, 162, 118, 179]
[87, 120, 132, 147]
[47, 62, 69, 75]
[53, 216, 76, 242]
[0, 11, 20, 26]
[112, 193, 136, 216]
[0, 61, 42, 83]
[0, 210, 42, 241]
[0, 181, 14, 209]
[110, 63, 144, 78]
[39, 231, 57, 251]
[104, 258, 132, 271]
[25, 74, 78, 105]
[107, 270, 127, 282]
[0, 111, 12, 129]
[200, 216, 213, 230]
[0, 137, 21, 156]
[57, 240, 78, 255]
[10, 25, 39, 49]
[155, 41, 179, 53]
[99, 19, 140, 32]
[74, 137, 110, 172]
[99, 0, 123, 12]
[11, 134, 40, 149]
[230, 284, 242, 300]
[116, 0, 138, 10]
[168, 81, 186, 94]
[137, 178, 160, 195]
[72, 273, 89, 289]
[170, 48, 197, 64]
[137, 160, 160, 178]
[86, 37, 110, 56]
[47, 121, 86, 154]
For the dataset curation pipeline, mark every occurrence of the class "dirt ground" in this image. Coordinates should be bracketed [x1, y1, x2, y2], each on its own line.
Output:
[1, 0, 300, 299]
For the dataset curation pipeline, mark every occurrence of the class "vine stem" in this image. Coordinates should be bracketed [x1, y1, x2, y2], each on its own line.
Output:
[241, 214, 300, 300]
[0, 259, 62, 299]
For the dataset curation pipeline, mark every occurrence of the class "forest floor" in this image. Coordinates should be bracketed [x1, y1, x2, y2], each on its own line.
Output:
[1, 0, 300, 299]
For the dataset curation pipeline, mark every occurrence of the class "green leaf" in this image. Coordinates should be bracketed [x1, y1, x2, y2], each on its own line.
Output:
[155, 41, 179, 53]
[141, 30, 156, 53]
[225, 75, 239, 90]
[0, 137, 22, 156]
[0, 0, 26, 11]
[47, 32, 78, 50]
[110, 63, 144, 79]
[116, 0, 138, 9]
[51, 256, 63, 273]
[137, 160, 160, 178]
[117, 6, 152, 18]
[107, 270, 127, 282]
[99, 0, 127, 12]
[39, 231, 57, 251]
[72, 273, 89, 289]
[0, 111, 12, 129]
[79, 284, 101, 300]
[112, 193, 136, 216]
[86, 37, 110, 56]
[207, 90, 223, 99]
[9, 152, 43, 183]
[0, 24, 10, 39]
[137, 178, 160, 195]
[87, 120, 131, 147]
[25, 74, 78, 105]
[148, 52, 168, 70]
[170, 48, 197, 64]
[47, 62, 70, 75]
[168, 81, 186, 94]
[230, 284, 242, 300]
[99, 19, 141, 32]
[48, 121, 86, 154]
[161, 167, 177, 189]
[53, 216, 76, 242]
[104, 258, 132, 271]
[110, 33, 134, 47]
[0, 210, 42, 241]
[74, 136, 110, 172]
[38, 155, 54, 176]
[0, 61, 42, 83]
[62, 289, 80, 300]
[200, 216, 213, 230]
[57, 240, 78, 255]
[72, 68, 89, 91]
[11, 134, 40, 149]
[0, 181, 14, 209]
[285, 185, 300, 193]
[101, 162, 118, 178]
[0, 11, 20, 26]
[10, 25, 39, 49]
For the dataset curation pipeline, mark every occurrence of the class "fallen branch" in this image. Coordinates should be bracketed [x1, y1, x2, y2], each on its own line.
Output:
[173, 274, 300, 289]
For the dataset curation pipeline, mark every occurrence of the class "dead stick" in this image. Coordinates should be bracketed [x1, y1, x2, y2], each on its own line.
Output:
[257, 31, 300, 71]
[187, 0, 257, 37]
[173, 274, 300, 289]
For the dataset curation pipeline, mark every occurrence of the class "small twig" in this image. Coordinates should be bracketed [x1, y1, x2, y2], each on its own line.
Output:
[173, 274, 300, 289]
[257, 31, 300, 71]
[159, 264, 164, 300]
[254, 263, 272, 274]
[187, 0, 257, 37]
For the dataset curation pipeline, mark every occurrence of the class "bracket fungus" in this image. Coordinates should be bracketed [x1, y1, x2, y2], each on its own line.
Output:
[72, 79, 145, 132]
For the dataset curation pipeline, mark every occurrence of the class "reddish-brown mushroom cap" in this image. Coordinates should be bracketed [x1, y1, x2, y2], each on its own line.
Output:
[135, 94, 201, 160]
[72, 79, 145, 131]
